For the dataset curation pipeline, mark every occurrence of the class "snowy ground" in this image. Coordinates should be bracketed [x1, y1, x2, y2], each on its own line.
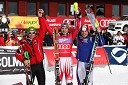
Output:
[0, 65, 128, 85]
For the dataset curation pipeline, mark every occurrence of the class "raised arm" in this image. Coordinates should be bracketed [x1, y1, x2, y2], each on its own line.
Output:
[72, 13, 82, 40]
[38, 9, 53, 37]
[37, 9, 48, 41]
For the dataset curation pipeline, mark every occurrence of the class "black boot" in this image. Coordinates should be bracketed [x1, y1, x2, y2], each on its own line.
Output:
[67, 82, 73, 85]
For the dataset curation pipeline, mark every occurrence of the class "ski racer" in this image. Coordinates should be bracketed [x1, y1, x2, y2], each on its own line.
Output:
[15, 9, 47, 85]
[40, 10, 82, 85]
[76, 25, 104, 85]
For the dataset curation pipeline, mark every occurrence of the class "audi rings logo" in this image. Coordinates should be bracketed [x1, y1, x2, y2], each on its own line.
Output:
[63, 19, 75, 27]
[111, 47, 127, 64]
[99, 19, 116, 27]
[57, 44, 70, 49]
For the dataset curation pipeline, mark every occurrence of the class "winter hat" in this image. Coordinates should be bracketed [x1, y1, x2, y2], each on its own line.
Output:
[27, 26, 36, 33]
[81, 24, 88, 31]
[61, 22, 69, 28]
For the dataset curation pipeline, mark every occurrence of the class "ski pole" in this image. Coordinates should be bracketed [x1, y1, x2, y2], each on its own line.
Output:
[103, 47, 112, 74]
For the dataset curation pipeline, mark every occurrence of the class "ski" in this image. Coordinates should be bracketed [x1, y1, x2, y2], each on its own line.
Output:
[23, 51, 34, 85]
[53, 28, 60, 85]
[82, 61, 93, 85]
[82, 7, 101, 85]
[85, 7, 112, 74]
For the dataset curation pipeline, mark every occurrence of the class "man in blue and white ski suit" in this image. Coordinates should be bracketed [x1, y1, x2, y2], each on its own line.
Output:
[76, 24, 104, 85]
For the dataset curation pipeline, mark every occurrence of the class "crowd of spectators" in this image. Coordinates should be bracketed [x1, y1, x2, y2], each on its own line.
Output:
[0, 28, 128, 48]
[103, 30, 128, 47]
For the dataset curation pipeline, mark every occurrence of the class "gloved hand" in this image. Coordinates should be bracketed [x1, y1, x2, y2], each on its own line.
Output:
[89, 60, 94, 64]
[76, 8, 82, 19]
[38, 9, 45, 17]
[23, 59, 30, 68]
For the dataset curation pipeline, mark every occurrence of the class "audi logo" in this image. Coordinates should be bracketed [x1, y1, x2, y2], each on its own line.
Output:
[99, 19, 116, 27]
[63, 19, 75, 27]
[57, 44, 71, 49]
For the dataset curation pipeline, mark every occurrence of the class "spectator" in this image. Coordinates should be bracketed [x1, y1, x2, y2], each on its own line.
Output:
[113, 31, 125, 45]
[6, 31, 20, 46]
[102, 29, 113, 45]
[43, 32, 53, 46]
[123, 30, 128, 47]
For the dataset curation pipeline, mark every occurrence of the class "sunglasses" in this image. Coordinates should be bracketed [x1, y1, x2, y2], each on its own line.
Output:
[28, 32, 36, 34]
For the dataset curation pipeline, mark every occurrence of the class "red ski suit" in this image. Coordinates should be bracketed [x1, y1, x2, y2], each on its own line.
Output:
[43, 19, 81, 57]
[41, 17, 81, 83]
[0, 36, 5, 46]
[15, 17, 47, 64]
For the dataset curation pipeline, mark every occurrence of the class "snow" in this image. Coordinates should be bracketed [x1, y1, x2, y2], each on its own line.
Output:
[0, 65, 128, 85]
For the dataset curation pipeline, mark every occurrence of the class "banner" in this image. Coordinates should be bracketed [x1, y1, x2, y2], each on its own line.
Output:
[44, 46, 77, 66]
[8, 16, 39, 29]
[0, 45, 127, 74]
[104, 45, 127, 65]
[8, 16, 117, 29]
[94, 47, 108, 65]
[0, 46, 24, 74]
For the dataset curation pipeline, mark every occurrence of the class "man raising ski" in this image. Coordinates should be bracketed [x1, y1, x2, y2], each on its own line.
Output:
[40, 10, 82, 85]
[76, 25, 104, 85]
[15, 9, 47, 85]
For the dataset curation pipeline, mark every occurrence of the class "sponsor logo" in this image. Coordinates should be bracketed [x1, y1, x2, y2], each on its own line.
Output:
[99, 19, 116, 27]
[0, 56, 23, 67]
[21, 20, 38, 25]
[46, 19, 56, 22]
[57, 44, 70, 49]
[58, 38, 69, 43]
[63, 19, 75, 27]
[111, 47, 127, 63]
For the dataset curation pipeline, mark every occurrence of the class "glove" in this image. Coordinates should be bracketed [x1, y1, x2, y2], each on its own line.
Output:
[23, 59, 30, 68]
[89, 60, 94, 64]
[38, 9, 45, 17]
[24, 51, 30, 60]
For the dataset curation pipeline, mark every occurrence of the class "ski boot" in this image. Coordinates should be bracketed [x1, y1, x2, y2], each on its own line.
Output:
[67, 82, 73, 85]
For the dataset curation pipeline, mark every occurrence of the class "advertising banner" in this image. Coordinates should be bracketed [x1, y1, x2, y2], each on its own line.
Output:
[8, 16, 117, 30]
[0, 46, 24, 74]
[104, 45, 127, 65]
[8, 16, 39, 29]
[0, 45, 127, 74]
[44, 46, 77, 66]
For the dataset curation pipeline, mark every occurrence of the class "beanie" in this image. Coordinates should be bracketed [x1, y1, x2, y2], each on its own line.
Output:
[27, 26, 36, 33]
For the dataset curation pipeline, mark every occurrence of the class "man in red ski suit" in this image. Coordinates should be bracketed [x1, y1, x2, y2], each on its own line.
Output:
[40, 11, 82, 85]
[15, 9, 47, 85]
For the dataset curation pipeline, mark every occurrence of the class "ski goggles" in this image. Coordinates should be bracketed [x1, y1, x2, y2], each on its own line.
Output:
[28, 31, 36, 34]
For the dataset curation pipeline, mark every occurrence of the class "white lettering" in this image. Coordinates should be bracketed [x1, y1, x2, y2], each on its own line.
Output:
[58, 38, 69, 43]
[0, 57, 24, 67]
[46, 19, 56, 22]
[13, 57, 23, 67]
[49, 23, 61, 27]
[8, 57, 13, 67]
[2, 57, 7, 67]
